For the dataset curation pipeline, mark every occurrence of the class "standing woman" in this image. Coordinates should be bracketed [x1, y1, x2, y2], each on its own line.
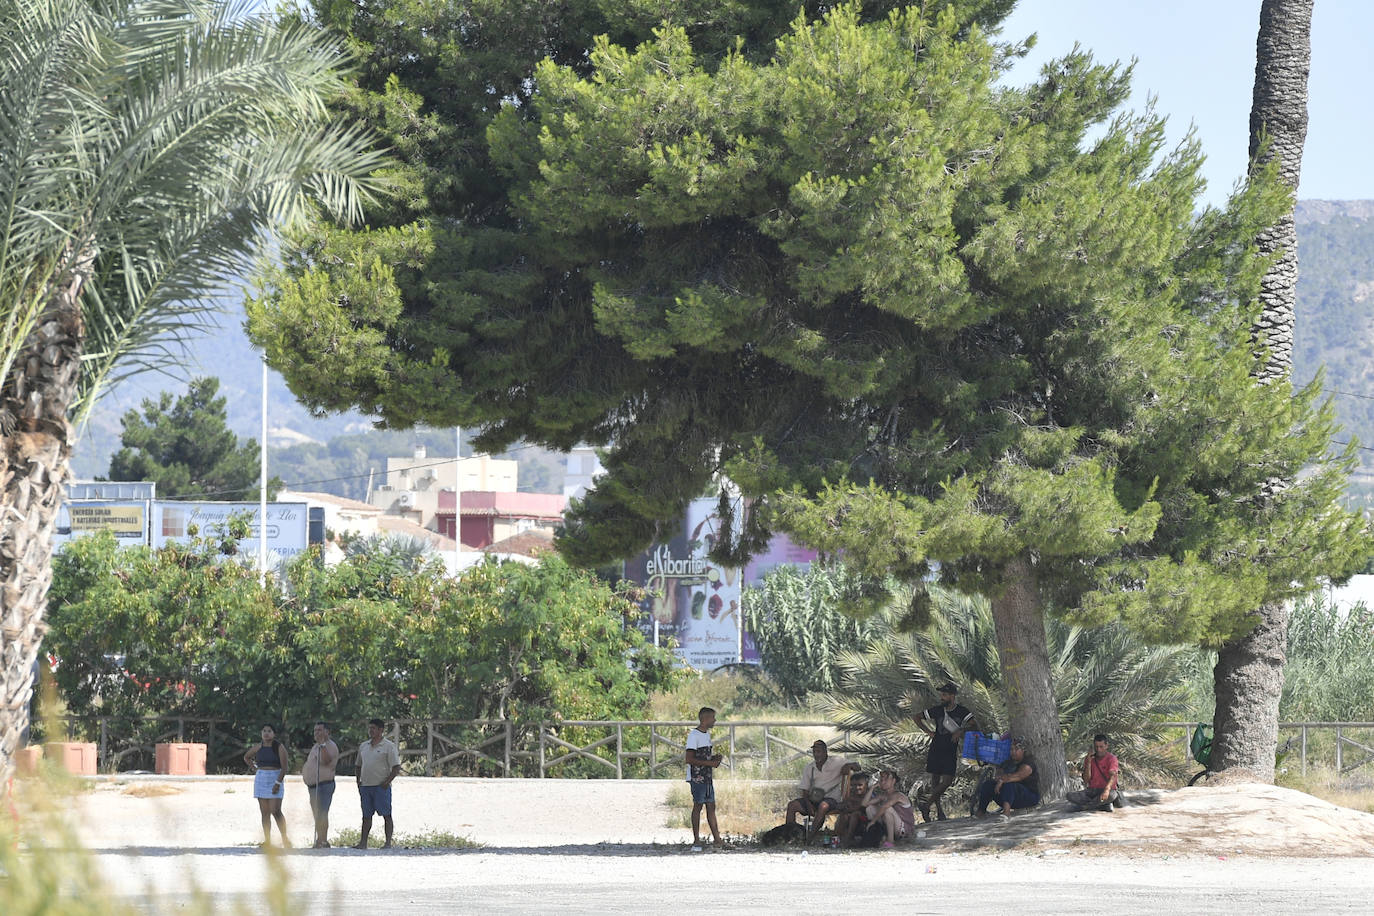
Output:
[244, 724, 291, 846]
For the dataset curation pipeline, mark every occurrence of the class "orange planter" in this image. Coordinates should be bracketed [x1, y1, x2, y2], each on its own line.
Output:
[45, 741, 97, 775]
[155, 742, 207, 776]
[14, 745, 43, 776]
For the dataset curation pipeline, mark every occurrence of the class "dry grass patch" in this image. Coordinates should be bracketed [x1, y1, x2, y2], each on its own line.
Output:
[120, 785, 184, 798]
[1277, 767, 1374, 813]
[665, 778, 795, 837]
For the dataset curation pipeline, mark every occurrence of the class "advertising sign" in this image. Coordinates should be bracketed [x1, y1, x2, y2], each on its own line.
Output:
[54, 500, 150, 550]
[743, 531, 818, 586]
[625, 498, 759, 670]
[151, 502, 309, 558]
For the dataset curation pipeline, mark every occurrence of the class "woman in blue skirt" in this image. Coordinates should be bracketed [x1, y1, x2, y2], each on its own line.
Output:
[244, 724, 291, 846]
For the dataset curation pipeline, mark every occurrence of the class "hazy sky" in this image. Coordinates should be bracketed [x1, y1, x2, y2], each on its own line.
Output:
[1000, 0, 1374, 206]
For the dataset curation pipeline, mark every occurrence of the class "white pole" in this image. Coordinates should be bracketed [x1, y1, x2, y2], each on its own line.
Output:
[258, 358, 268, 585]
[454, 427, 463, 570]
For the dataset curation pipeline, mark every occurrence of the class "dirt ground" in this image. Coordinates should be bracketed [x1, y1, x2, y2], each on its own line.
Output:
[12, 775, 1374, 913]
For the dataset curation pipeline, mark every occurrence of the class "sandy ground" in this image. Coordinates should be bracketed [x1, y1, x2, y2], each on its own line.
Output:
[13, 775, 1374, 913]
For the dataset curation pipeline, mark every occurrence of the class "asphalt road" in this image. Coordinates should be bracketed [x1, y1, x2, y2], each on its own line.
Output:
[110, 847, 1373, 915]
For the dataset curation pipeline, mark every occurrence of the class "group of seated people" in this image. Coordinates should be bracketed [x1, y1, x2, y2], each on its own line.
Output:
[780, 729, 1121, 848]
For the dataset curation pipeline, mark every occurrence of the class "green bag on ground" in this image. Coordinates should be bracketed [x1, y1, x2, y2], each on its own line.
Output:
[1190, 723, 1212, 767]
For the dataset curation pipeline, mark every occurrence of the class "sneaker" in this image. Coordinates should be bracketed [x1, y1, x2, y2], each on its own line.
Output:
[881, 841, 894, 849]
[691, 845, 703, 852]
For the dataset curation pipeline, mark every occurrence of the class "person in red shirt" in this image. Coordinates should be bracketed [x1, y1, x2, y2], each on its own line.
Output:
[1067, 734, 1121, 811]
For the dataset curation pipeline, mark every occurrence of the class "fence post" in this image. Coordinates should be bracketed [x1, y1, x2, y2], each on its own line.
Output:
[426, 721, 435, 777]
[616, 724, 623, 779]
[650, 725, 658, 777]
[729, 725, 736, 776]
[1182, 724, 1192, 766]
[504, 720, 512, 777]
[99, 718, 108, 772]
[1336, 726, 1343, 771]
[1301, 725, 1308, 777]
[764, 725, 771, 776]
[539, 723, 546, 778]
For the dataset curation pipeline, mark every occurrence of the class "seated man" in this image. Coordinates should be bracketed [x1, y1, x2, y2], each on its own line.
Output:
[972, 737, 1040, 818]
[785, 740, 858, 836]
[831, 771, 871, 847]
[1067, 734, 1121, 812]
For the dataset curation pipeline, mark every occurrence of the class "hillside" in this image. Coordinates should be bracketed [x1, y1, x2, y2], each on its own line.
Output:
[1294, 200, 1374, 508]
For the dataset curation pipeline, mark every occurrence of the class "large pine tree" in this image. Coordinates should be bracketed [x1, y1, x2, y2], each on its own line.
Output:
[250, 0, 1368, 796]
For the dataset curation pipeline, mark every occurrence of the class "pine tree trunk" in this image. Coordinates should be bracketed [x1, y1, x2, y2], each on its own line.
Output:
[0, 255, 88, 781]
[989, 555, 1067, 800]
[1211, 0, 1311, 782]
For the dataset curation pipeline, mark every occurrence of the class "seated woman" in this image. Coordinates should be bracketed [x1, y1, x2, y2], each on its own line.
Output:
[831, 771, 871, 847]
[973, 737, 1040, 818]
[861, 769, 916, 849]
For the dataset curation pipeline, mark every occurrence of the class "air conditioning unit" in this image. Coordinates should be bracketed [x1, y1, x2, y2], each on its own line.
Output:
[396, 492, 415, 508]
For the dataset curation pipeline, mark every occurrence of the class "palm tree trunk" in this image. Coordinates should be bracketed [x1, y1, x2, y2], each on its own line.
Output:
[1211, 0, 1312, 781]
[0, 255, 88, 780]
[990, 555, 1067, 800]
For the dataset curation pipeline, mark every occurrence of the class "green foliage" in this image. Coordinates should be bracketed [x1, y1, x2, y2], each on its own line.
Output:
[44, 531, 680, 760]
[816, 585, 1194, 785]
[1, 0, 382, 421]
[1281, 593, 1374, 722]
[106, 377, 281, 500]
[741, 564, 885, 702]
[251, 0, 1369, 649]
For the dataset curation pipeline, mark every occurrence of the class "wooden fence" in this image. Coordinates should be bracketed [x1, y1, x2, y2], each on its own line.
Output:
[47, 716, 1374, 780]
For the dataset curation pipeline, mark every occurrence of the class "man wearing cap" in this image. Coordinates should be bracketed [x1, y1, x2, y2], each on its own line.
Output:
[785, 740, 858, 837]
[917, 682, 976, 821]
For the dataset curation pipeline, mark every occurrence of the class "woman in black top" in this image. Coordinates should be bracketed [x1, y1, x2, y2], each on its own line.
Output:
[244, 724, 291, 846]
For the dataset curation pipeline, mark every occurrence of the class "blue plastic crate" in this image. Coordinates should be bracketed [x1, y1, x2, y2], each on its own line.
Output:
[961, 731, 1010, 764]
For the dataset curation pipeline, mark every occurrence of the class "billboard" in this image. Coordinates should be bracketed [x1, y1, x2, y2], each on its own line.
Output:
[152, 502, 309, 558]
[54, 500, 150, 550]
[625, 498, 759, 670]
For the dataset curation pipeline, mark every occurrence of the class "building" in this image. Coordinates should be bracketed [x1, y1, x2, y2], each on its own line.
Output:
[277, 489, 383, 541]
[563, 445, 604, 502]
[367, 445, 518, 529]
[434, 490, 567, 550]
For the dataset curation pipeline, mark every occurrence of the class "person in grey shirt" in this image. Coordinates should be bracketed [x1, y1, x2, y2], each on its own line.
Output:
[354, 718, 401, 849]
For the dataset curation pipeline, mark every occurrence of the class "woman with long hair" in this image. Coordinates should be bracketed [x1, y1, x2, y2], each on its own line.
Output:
[244, 724, 291, 846]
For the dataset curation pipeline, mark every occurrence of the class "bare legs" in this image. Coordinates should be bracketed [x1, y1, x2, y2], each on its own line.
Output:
[691, 802, 722, 846]
[257, 797, 289, 846]
[356, 814, 394, 849]
[924, 774, 954, 821]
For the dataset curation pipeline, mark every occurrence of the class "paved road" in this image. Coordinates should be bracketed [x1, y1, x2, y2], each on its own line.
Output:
[110, 847, 1373, 914]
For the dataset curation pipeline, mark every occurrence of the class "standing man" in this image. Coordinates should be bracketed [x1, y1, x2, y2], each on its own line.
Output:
[784, 739, 857, 837]
[684, 706, 724, 851]
[354, 718, 401, 850]
[302, 721, 339, 848]
[917, 682, 976, 821]
[1067, 734, 1121, 812]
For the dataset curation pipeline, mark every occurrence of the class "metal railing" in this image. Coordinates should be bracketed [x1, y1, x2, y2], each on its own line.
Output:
[47, 716, 1374, 779]
[1167, 721, 1374, 777]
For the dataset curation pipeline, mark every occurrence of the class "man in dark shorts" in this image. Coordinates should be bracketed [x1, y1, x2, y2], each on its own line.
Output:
[917, 682, 976, 821]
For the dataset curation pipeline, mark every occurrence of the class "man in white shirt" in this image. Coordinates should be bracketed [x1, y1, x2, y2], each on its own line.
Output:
[354, 718, 401, 850]
[784, 739, 857, 837]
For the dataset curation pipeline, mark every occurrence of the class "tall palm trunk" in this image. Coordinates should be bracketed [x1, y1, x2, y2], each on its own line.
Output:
[1211, 0, 1312, 781]
[990, 555, 1066, 799]
[0, 253, 88, 780]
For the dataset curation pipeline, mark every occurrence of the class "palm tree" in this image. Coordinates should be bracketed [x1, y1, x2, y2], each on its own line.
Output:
[816, 585, 1194, 790]
[0, 0, 383, 777]
[1211, 0, 1313, 781]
